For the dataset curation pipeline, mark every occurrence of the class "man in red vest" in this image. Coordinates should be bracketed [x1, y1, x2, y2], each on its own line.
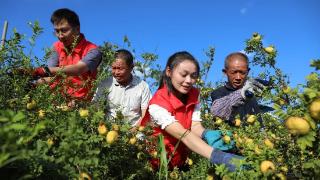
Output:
[32, 8, 101, 102]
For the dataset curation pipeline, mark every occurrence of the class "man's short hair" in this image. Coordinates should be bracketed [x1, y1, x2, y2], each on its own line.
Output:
[114, 49, 134, 67]
[51, 8, 80, 28]
[224, 52, 249, 69]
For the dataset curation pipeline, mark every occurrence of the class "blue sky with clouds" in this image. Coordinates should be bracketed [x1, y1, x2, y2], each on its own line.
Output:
[1, 0, 319, 87]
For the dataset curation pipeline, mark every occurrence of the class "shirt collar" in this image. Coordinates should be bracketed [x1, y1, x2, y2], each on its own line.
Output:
[73, 34, 86, 53]
[161, 84, 199, 110]
[112, 75, 139, 88]
[225, 82, 237, 91]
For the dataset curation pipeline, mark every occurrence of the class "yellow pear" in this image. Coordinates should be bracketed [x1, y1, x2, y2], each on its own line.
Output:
[98, 123, 108, 135]
[276, 173, 287, 180]
[246, 115, 256, 124]
[38, 110, 45, 118]
[106, 130, 119, 144]
[252, 33, 261, 41]
[264, 139, 274, 149]
[129, 137, 137, 145]
[47, 138, 54, 146]
[186, 158, 193, 166]
[234, 118, 241, 127]
[112, 124, 120, 131]
[223, 135, 231, 144]
[254, 146, 262, 155]
[285, 117, 310, 135]
[283, 86, 291, 94]
[264, 46, 274, 54]
[309, 99, 320, 120]
[26, 100, 36, 110]
[215, 117, 223, 125]
[206, 175, 214, 180]
[260, 160, 275, 173]
[79, 109, 89, 117]
[79, 172, 91, 180]
[138, 126, 145, 132]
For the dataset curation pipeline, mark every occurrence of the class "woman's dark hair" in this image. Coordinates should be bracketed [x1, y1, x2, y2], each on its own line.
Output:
[159, 51, 200, 94]
[51, 8, 80, 28]
[114, 49, 134, 67]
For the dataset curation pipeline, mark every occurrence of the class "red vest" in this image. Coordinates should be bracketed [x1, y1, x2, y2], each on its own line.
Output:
[51, 35, 98, 100]
[141, 85, 199, 169]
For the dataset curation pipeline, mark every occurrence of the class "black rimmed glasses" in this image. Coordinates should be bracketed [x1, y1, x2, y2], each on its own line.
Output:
[53, 27, 73, 36]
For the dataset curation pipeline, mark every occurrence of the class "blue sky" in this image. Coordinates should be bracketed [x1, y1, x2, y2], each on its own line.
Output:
[1, 0, 319, 87]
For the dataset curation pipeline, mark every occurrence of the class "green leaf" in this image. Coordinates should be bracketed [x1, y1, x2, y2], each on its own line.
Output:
[0, 153, 10, 166]
[0, 117, 9, 122]
[158, 134, 168, 179]
[12, 111, 25, 122]
[303, 159, 320, 174]
[304, 88, 318, 99]
[304, 115, 316, 130]
[296, 131, 316, 150]
[305, 73, 318, 82]
[7, 123, 27, 131]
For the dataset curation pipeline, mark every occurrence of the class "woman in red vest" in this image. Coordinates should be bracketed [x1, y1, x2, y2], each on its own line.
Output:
[141, 51, 242, 171]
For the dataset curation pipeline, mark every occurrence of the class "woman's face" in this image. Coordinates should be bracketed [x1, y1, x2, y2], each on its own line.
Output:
[166, 60, 198, 97]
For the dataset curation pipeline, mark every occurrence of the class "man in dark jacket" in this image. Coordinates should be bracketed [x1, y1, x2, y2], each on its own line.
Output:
[210, 52, 265, 124]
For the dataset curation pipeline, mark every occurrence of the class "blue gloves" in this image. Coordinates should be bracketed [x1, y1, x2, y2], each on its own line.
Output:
[210, 148, 243, 172]
[202, 130, 245, 171]
[201, 130, 235, 151]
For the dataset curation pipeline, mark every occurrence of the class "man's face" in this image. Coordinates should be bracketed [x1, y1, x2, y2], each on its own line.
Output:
[53, 19, 80, 47]
[224, 58, 249, 89]
[111, 59, 133, 86]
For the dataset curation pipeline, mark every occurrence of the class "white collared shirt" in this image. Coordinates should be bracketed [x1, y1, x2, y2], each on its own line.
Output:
[148, 101, 202, 130]
[93, 75, 152, 125]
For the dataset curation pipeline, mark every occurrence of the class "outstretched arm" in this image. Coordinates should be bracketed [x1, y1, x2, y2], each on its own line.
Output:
[211, 89, 244, 120]
[48, 48, 102, 76]
[35, 48, 101, 84]
[49, 61, 88, 76]
[149, 104, 243, 171]
[165, 122, 213, 159]
[149, 104, 212, 158]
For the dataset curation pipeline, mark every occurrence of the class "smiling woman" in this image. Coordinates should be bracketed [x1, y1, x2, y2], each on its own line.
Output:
[141, 51, 242, 171]
[163, 52, 199, 102]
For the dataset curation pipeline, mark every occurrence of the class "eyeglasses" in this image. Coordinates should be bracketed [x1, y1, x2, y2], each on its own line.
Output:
[53, 27, 73, 36]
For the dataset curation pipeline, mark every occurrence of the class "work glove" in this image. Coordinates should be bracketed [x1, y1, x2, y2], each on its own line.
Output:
[136, 132, 146, 141]
[32, 66, 52, 78]
[240, 78, 265, 99]
[202, 130, 235, 151]
[210, 148, 243, 172]
[9, 66, 51, 78]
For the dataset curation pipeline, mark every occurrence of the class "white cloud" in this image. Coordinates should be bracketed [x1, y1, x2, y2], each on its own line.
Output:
[240, 1, 255, 15]
[240, 8, 247, 14]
